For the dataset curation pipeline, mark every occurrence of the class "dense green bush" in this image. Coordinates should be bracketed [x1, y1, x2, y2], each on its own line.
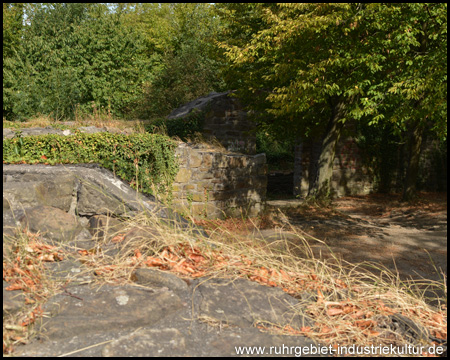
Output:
[131, 4, 226, 119]
[3, 132, 179, 196]
[3, 4, 151, 120]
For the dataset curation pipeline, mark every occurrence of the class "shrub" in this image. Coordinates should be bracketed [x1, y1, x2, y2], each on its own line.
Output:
[3, 132, 179, 196]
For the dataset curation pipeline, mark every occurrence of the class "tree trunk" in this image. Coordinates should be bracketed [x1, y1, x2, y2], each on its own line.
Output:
[402, 121, 424, 201]
[308, 99, 346, 200]
[293, 138, 303, 197]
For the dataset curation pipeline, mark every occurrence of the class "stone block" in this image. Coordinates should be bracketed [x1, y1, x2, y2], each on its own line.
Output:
[88, 215, 125, 240]
[215, 156, 230, 168]
[191, 171, 213, 181]
[174, 168, 192, 183]
[19, 205, 83, 243]
[257, 165, 268, 176]
[191, 203, 222, 218]
[3, 177, 75, 212]
[202, 154, 213, 167]
[199, 184, 214, 194]
[77, 181, 129, 216]
[251, 153, 266, 165]
[192, 193, 204, 202]
[132, 268, 188, 293]
[189, 152, 202, 168]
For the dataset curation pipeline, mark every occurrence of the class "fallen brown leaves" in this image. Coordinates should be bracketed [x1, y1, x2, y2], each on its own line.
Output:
[3, 231, 64, 354]
[115, 242, 447, 350]
[4, 218, 448, 356]
[4, 236, 64, 293]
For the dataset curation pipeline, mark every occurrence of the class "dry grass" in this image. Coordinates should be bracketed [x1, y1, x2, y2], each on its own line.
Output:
[3, 107, 149, 134]
[3, 198, 447, 356]
[2, 166, 447, 356]
[3, 228, 67, 354]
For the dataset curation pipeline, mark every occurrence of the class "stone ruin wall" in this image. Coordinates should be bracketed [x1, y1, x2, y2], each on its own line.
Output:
[172, 143, 267, 219]
[166, 91, 267, 218]
[201, 95, 256, 155]
[295, 136, 373, 198]
[3, 126, 267, 219]
[331, 137, 373, 196]
[167, 91, 257, 155]
[183, 92, 371, 199]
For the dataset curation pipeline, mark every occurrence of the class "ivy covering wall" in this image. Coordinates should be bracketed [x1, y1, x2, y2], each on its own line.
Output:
[3, 132, 179, 196]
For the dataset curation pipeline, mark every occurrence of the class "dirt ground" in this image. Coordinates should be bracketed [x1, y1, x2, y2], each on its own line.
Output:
[265, 193, 447, 290]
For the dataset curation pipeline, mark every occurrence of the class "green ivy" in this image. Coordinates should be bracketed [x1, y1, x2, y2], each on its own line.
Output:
[3, 132, 179, 196]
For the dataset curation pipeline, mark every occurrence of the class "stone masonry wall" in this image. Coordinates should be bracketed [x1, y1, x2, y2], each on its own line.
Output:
[296, 137, 373, 198]
[202, 95, 256, 155]
[3, 127, 267, 219]
[168, 92, 256, 155]
[331, 137, 373, 196]
[172, 142, 267, 219]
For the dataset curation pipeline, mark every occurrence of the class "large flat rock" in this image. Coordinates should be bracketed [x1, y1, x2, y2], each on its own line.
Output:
[35, 284, 184, 340]
[193, 277, 313, 330]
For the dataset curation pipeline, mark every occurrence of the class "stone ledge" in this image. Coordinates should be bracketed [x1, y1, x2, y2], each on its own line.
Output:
[3, 164, 189, 227]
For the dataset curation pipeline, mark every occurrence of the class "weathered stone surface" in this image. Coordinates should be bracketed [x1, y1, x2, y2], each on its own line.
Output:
[3, 206, 19, 230]
[132, 268, 189, 293]
[19, 205, 83, 243]
[43, 259, 95, 287]
[3, 280, 26, 316]
[193, 277, 313, 330]
[3, 164, 164, 216]
[102, 328, 188, 357]
[123, 225, 160, 246]
[101, 324, 321, 357]
[88, 214, 125, 240]
[3, 127, 66, 139]
[189, 152, 203, 168]
[174, 168, 192, 183]
[3, 177, 75, 212]
[77, 180, 131, 216]
[36, 284, 184, 340]
[167, 91, 231, 120]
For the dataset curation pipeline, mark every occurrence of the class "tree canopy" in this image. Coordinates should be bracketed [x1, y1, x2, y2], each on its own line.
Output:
[216, 3, 447, 199]
[2, 3, 446, 200]
[3, 3, 224, 120]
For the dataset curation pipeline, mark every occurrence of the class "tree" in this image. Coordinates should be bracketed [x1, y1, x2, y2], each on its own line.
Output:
[216, 3, 447, 200]
[383, 4, 447, 200]
[128, 3, 226, 118]
[3, 3, 24, 59]
[3, 3, 151, 120]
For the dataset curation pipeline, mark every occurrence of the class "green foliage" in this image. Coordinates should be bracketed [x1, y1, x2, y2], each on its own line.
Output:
[217, 3, 446, 137]
[132, 3, 226, 118]
[3, 3, 226, 121]
[3, 3, 24, 59]
[256, 130, 294, 172]
[216, 3, 447, 198]
[3, 3, 151, 120]
[3, 132, 179, 196]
